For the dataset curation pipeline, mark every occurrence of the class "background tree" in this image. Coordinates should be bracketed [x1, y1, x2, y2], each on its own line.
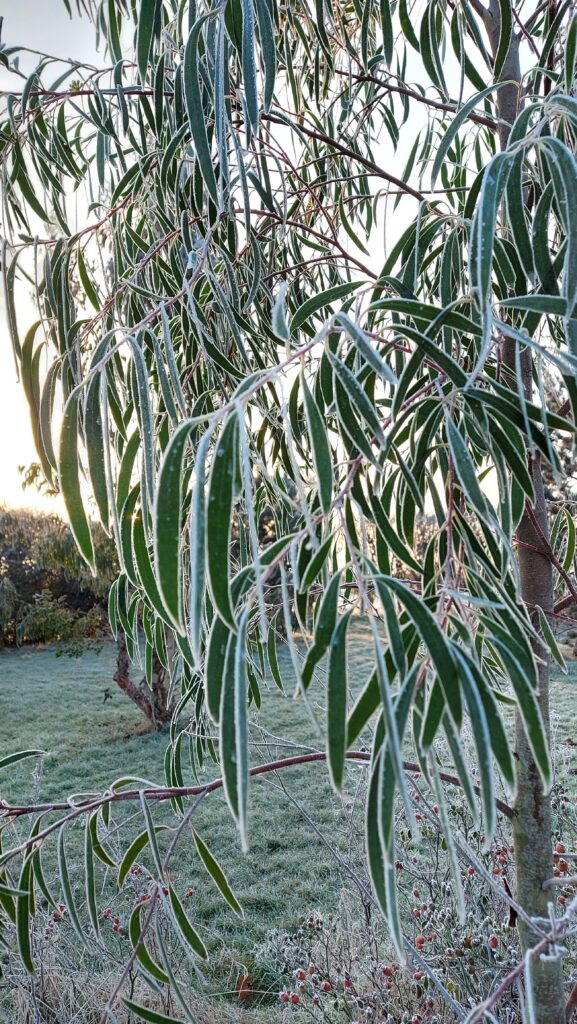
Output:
[1, 0, 577, 1020]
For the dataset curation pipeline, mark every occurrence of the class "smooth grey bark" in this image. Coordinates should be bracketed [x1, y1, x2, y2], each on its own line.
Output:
[481, 4, 566, 1019]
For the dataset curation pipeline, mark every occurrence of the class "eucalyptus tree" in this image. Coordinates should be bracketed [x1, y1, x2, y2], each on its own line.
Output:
[1, 0, 577, 1020]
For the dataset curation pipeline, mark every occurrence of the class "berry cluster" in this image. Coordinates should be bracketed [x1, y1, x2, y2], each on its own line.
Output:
[43, 903, 66, 937]
[279, 964, 334, 1006]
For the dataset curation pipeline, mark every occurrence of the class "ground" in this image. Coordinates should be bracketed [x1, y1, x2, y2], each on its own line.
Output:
[1, 627, 576, 1022]
[0, 625, 375, 1021]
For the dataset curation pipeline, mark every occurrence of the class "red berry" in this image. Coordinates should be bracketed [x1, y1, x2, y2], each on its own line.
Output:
[185, 888, 193, 898]
[467, 867, 475, 876]
[321, 981, 332, 991]
[413, 971, 424, 982]
[296, 969, 306, 981]
[279, 992, 289, 1003]
[343, 978, 352, 989]
[556, 842, 566, 855]
[488, 935, 499, 950]
[291, 993, 300, 1004]
[383, 965, 394, 977]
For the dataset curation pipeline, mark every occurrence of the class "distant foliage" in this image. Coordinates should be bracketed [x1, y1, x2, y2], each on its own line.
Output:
[0, 507, 115, 645]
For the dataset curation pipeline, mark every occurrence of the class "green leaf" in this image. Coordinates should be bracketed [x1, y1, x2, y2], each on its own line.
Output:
[474, 152, 511, 303]
[57, 825, 88, 946]
[266, 618, 284, 689]
[374, 577, 405, 678]
[347, 670, 380, 747]
[493, 0, 512, 80]
[454, 650, 496, 840]
[0, 749, 43, 772]
[89, 811, 116, 868]
[118, 826, 169, 887]
[242, 0, 259, 131]
[377, 576, 460, 725]
[235, 608, 249, 849]
[302, 572, 341, 687]
[330, 353, 386, 446]
[85, 372, 109, 532]
[493, 640, 551, 788]
[431, 84, 509, 189]
[154, 421, 193, 631]
[206, 413, 239, 629]
[16, 857, 33, 974]
[255, 0, 276, 110]
[206, 614, 232, 721]
[272, 284, 290, 344]
[300, 533, 333, 591]
[59, 389, 95, 570]
[133, 510, 174, 626]
[499, 295, 568, 316]
[301, 373, 333, 513]
[122, 1000, 183, 1024]
[219, 608, 249, 847]
[420, 1, 447, 97]
[327, 611, 352, 791]
[184, 14, 219, 205]
[334, 312, 398, 386]
[77, 246, 100, 311]
[290, 282, 362, 334]
[137, 0, 157, 80]
[566, 14, 577, 93]
[445, 415, 489, 521]
[129, 901, 169, 984]
[139, 793, 165, 878]
[189, 427, 214, 663]
[192, 829, 243, 916]
[168, 885, 208, 959]
[536, 606, 567, 672]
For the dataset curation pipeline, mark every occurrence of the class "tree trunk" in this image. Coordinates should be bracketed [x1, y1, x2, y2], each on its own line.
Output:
[483, 4, 565, 1018]
[114, 633, 174, 730]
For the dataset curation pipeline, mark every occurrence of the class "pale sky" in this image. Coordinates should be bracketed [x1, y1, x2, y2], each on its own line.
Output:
[0, 0, 96, 513]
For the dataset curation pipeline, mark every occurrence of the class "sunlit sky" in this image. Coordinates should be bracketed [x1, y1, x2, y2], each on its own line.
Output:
[0, 1, 96, 513]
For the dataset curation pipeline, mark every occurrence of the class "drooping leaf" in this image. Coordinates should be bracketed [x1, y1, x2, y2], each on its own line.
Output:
[192, 829, 243, 916]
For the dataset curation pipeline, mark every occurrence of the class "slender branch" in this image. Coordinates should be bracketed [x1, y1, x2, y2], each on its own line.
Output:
[543, 875, 577, 890]
[332, 68, 498, 130]
[0, 751, 513, 867]
[264, 112, 436, 206]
